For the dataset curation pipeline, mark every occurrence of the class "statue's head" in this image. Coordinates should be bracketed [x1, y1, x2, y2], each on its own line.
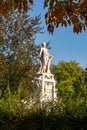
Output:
[42, 42, 47, 47]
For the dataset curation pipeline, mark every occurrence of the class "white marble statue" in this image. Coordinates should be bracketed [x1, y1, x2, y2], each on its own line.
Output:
[34, 42, 57, 102]
[39, 42, 53, 73]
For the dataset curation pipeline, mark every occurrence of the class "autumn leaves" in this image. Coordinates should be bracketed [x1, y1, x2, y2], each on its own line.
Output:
[45, 1, 87, 34]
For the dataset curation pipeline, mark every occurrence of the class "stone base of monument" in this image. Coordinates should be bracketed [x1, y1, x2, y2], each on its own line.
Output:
[34, 72, 57, 102]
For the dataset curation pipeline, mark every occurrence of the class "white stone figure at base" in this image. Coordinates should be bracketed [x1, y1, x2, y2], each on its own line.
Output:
[39, 42, 53, 74]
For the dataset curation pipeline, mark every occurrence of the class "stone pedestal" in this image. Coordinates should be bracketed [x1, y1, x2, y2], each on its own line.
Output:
[34, 72, 57, 102]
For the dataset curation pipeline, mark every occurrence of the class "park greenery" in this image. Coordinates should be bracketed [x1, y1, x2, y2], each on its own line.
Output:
[0, 0, 87, 130]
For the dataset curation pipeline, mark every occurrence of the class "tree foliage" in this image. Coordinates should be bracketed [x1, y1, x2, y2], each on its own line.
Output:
[0, 59, 87, 129]
[44, 0, 87, 34]
[51, 60, 87, 120]
[0, 0, 33, 15]
[0, 10, 42, 95]
[1, 0, 87, 34]
[51, 60, 85, 102]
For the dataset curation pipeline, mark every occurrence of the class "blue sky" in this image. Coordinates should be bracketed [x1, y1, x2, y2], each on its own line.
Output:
[31, 0, 87, 68]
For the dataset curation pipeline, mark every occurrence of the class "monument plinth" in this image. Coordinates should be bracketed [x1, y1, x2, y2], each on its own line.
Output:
[34, 42, 57, 102]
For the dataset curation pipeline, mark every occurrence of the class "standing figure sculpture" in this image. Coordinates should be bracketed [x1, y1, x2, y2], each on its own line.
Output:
[39, 42, 53, 73]
[34, 42, 57, 102]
